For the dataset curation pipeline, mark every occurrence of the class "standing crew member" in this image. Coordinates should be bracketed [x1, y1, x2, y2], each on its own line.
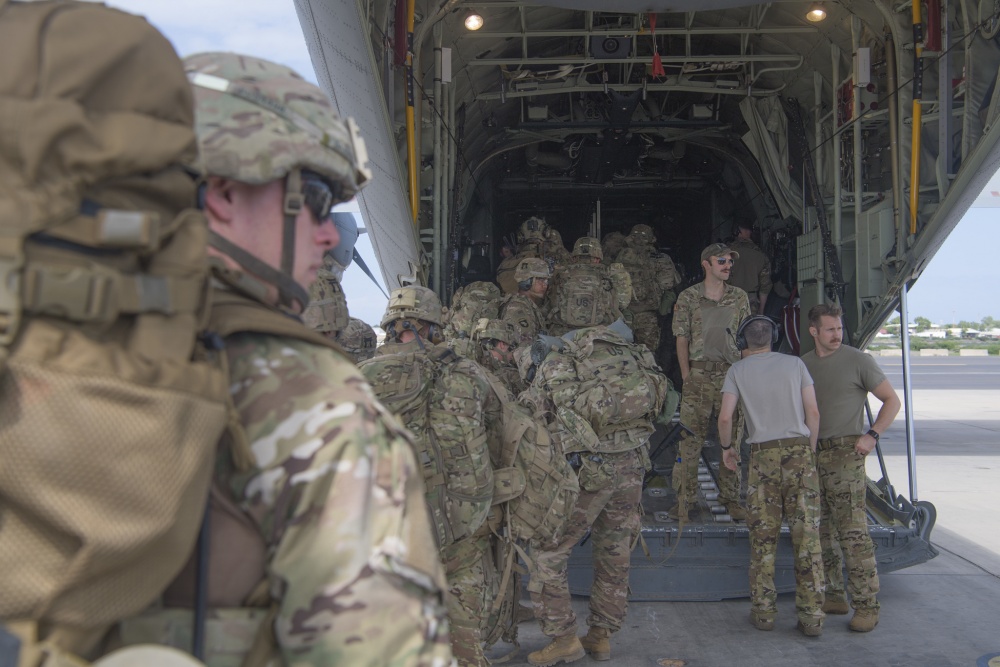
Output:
[728, 222, 773, 315]
[802, 303, 900, 633]
[670, 243, 750, 521]
[718, 316, 825, 637]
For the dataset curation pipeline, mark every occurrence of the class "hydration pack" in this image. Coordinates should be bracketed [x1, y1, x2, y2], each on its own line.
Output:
[615, 247, 661, 312]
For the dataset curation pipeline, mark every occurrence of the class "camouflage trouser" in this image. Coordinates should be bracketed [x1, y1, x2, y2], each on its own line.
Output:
[747, 441, 824, 624]
[631, 310, 660, 355]
[527, 448, 644, 639]
[442, 530, 495, 667]
[673, 367, 743, 511]
[817, 438, 880, 611]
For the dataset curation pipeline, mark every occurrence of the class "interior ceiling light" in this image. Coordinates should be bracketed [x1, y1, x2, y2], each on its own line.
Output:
[806, 2, 827, 22]
[464, 13, 484, 31]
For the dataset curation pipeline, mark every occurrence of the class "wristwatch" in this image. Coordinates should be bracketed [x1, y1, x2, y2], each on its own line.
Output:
[866, 429, 880, 443]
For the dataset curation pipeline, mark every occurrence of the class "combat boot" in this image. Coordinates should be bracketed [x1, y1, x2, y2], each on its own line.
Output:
[749, 611, 774, 631]
[527, 634, 585, 666]
[796, 620, 823, 637]
[822, 598, 850, 615]
[580, 626, 611, 661]
[849, 608, 879, 632]
[724, 503, 747, 521]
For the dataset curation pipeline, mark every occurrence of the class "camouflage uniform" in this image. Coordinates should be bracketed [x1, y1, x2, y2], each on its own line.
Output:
[543, 228, 573, 268]
[363, 290, 506, 667]
[802, 345, 884, 613]
[728, 238, 772, 314]
[336, 317, 378, 363]
[498, 293, 546, 346]
[600, 232, 626, 267]
[302, 255, 350, 336]
[498, 218, 549, 294]
[121, 53, 454, 667]
[215, 323, 452, 666]
[671, 282, 750, 513]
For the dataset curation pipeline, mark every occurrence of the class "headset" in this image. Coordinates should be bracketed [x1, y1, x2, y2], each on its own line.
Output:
[734, 315, 780, 351]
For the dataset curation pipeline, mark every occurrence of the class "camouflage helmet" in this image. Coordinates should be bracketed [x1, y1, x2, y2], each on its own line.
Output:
[627, 223, 656, 246]
[514, 257, 551, 282]
[336, 317, 378, 362]
[572, 236, 603, 260]
[184, 52, 370, 195]
[518, 216, 549, 242]
[472, 318, 518, 347]
[302, 267, 349, 334]
[380, 285, 445, 330]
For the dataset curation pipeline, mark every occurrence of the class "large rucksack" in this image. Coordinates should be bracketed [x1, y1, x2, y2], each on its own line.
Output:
[360, 345, 495, 548]
[616, 247, 661, 312]
[536, 326, 668, 453]
[0, 0, 229, 655]
[444, 280, 502, 356]
[547, 261, 616, 332]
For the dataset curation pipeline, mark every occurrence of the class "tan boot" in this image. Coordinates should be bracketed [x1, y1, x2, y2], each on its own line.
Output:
[580, 626, 612, 661]
[527, 634, 585, 666]
[849, 608, 879, 632]
[822, 598, 850, 615]
[724, 503, 747, 521]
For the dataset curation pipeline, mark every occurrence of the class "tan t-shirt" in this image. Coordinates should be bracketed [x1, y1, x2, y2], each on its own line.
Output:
[801, 344, 886, 438]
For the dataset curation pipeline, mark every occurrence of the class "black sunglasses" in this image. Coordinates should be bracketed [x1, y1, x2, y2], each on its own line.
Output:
[297, 169, 341, 222]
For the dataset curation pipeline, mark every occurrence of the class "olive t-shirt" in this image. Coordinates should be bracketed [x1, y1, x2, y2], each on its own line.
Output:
[721, 352, 813, 443]
[801, 344, 886, 438]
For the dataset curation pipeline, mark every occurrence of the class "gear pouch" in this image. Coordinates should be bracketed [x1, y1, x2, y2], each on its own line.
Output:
[578, 455, 614, 492]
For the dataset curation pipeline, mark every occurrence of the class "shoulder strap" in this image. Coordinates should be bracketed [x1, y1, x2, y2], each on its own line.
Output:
[207, 288, 340, 352]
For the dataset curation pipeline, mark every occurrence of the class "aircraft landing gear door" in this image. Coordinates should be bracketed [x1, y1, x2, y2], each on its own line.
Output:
[796, 220, 824, 355]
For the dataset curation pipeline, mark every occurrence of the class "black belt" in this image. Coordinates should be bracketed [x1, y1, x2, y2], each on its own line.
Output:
[749, 437, 810, 451]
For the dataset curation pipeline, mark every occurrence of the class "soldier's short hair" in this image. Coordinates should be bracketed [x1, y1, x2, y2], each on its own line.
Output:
[744, 319, 775, 349]
[807, 303, 843, 327]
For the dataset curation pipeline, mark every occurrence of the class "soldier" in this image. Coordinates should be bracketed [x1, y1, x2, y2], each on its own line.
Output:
[499, 257, 550, 345]
[600, 231, 626, 267]
[338, 316, 378, 362]
[497, 217, 550, 293]
[523, 322, 667, 666]
[802, 303, 900, 633]
[543, 227, 573, 268]
[124, 53, 452, 666]
[302, 252, 351, 339]
[614, 224, 678, 354]
[360, 286, 506, 667]
[728, 222, 773, 315]
[670, 243, 750, 521]
[472, 318, 525, 395]
[718, 316, 825, 637]
[545, 237, 631, 336]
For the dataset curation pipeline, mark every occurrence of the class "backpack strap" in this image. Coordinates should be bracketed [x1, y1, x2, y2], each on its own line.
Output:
[206, 288, 341, 352]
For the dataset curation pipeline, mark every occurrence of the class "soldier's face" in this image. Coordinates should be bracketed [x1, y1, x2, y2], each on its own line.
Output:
[529, 276, 549, 298]
[245, 179, 340, 288]
[490, 340, 514, 363]
[704, 254, 733, 281]
[810, 315, 843, 353]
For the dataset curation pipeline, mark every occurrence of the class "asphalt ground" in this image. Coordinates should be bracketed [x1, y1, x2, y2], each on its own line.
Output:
[496, 356, 1000, 667]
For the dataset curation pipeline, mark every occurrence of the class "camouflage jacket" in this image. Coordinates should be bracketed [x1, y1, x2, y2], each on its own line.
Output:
[672, 282, 750, 364]
[499, 293, 547, 346]
[217, 322, 451, 666]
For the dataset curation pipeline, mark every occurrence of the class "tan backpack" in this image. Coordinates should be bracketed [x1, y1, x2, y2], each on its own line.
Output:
[443, 281, 502, 356]
[0, 1, 229, 656]
[547, 261, 617, 332]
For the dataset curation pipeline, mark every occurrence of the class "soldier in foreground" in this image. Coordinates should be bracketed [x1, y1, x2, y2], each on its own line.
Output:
[126, 53, 452, 666]
[802, 303, 900, 632]
[718, 316, 825, 636]
[361, 286, 505, 667]
[523, 322, 667, 666]
[499, 257, 550, 345]
[670, 243, 750, 521]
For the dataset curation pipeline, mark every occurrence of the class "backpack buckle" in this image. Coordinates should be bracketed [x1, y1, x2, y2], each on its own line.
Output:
[23, 263, 118, 324]
[0, 243, 24, 346]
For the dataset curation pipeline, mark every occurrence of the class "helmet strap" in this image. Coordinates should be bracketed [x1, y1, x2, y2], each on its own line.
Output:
[281, 168, 305, 284]
[208, 230, 310, 313]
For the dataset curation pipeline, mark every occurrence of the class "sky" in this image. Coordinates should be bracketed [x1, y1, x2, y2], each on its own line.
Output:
[107, 0, 999, 327]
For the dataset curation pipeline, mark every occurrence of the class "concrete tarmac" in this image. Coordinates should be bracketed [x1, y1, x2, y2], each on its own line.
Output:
[500, 355, 1000, 666]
